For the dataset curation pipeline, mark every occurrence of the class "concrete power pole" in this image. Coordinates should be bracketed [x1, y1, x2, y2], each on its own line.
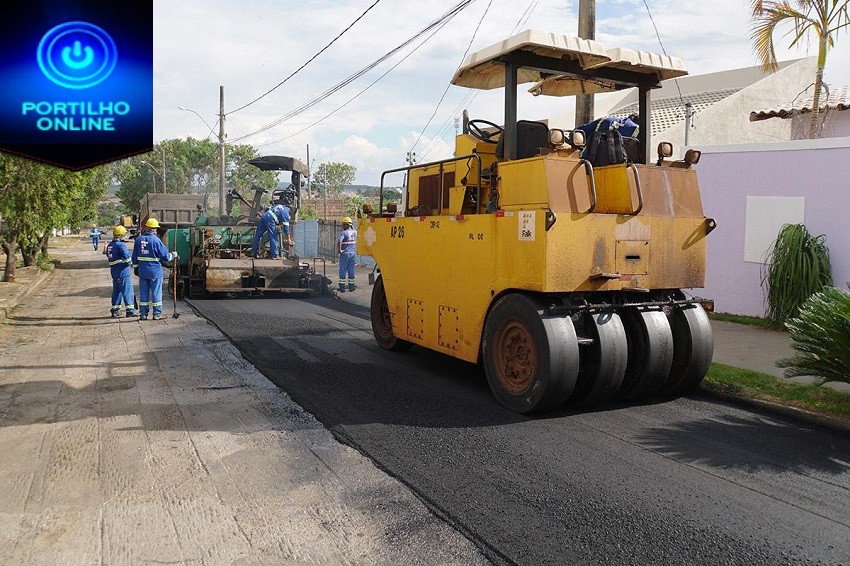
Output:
[575, 0, 596, 127]
[218, 85, 226, 216]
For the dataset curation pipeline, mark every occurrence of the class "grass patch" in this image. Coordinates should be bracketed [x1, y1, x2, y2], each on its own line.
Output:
[709, 312, 785, 331]
[702, 362, 850, 420]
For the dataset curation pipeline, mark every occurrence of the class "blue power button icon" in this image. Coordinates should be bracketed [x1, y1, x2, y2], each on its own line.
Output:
[37, 21, 118, 89]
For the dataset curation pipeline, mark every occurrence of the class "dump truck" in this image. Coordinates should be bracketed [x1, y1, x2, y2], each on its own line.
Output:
[358, 30, 716, 413]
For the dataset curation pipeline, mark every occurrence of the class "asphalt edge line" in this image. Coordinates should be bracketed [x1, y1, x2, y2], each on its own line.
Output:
[699, 387, 850, 434]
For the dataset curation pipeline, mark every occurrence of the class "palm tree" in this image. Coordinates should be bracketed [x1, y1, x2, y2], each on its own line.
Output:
[750, 0, 850, 139]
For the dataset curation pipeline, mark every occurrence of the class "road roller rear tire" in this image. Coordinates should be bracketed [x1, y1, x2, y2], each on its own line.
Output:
[570, 310, 628, 406]
[371, 275, 413, 352]
[661, 303, 714, 395]
[482, 294, 579, 414]
[616, 308, 674, 400]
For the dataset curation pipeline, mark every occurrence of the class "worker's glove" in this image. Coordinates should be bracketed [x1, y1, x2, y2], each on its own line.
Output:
[171, 251, 179, 260]
[133, 267, 139, 276]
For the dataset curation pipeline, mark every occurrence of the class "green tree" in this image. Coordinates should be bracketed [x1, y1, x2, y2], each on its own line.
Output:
[313, 162, 356, 198]
[0, 154, 108, 280]
[750, 0, 850, 138]
[115, 139, 277, 213]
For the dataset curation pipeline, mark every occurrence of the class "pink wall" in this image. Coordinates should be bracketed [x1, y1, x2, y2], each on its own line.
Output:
[693, 139, 850, 316]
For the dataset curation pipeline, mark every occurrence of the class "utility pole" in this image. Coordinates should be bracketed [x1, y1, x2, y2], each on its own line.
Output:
[575, 0, 595, 126]
[684, 102, 693, 148]
[218, 85, 226, 216]
[306, 143, 311, 199]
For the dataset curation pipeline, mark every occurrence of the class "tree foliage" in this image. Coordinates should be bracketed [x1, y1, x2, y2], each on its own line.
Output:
[750, 0, 850, 138]
[114, 138, 277, 212]
[313, 162, 356, 198]
[0, 153, 109, 281]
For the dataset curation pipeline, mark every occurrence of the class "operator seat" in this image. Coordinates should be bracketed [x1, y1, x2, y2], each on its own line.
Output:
[496, 120, 550, 160]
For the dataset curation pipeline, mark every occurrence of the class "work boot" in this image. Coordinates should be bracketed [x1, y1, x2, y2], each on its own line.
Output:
[125, 311, 137, 318]
[138, 315, 148, 321]
[152, 315, 162, 320]
[338, 287, 346, 293]
[110, 310, 120, 318]
[348, 285, 356, 292]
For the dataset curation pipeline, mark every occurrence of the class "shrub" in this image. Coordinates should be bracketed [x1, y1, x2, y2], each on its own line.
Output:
[777, 287, 850, 384]
[761, 223, 832, 324]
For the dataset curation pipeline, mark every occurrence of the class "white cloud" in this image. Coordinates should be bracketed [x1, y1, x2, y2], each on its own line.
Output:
[154, 0, 850, 185]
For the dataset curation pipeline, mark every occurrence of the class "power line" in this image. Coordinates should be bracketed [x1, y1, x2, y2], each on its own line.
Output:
[228, 0, 476, 144]
[410, 0, 494, 154]
[256, 10, 458, 148]
[418, 0, 540, 161]
[642, 0, 685, 107]
[227, 0, 383, 115]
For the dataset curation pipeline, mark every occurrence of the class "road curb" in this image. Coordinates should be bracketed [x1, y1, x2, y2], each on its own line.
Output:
[0, 268, 53, 322]
[701, 387, 850, 434]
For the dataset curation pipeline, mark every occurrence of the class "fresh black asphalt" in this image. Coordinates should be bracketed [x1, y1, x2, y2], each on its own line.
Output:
[189, 295, 850, 565]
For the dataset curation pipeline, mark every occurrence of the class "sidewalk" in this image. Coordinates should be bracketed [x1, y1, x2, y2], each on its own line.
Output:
[0, 241, 486, 565]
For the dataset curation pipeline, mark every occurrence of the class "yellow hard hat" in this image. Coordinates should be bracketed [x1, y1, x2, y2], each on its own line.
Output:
[145, 218, 160, 229]
[342, 217, 353, 224]
[113, 225, 127, 237]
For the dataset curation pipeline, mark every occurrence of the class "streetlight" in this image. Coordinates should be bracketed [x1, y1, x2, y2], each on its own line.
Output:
[177, 106, 214, 133]
[178, 89, 225, 216]
[140, 160, 166, 194]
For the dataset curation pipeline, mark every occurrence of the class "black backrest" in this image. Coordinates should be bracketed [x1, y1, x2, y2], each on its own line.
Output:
[516, 120, 549, 160]
[495, 120, 550, 160]
[588, 129, 626, 167]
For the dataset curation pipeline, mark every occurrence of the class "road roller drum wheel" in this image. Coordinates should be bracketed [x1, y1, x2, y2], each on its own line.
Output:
[569, 310, 628, 406]
[482, 294, 579, 413]
[370, 275, 413, 352]
[661, 303, 713, 395]
[616, 307, 674, 400]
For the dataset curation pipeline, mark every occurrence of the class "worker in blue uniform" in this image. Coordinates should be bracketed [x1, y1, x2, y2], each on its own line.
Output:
[132, 218, 177, 320]
[105, 225, 137, 318]
[250, 202, 291, 259]
[89, 225, 102, 251]
[338, 217, 357, 292]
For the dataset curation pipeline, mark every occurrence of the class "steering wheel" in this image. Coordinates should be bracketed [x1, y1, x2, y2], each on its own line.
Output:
[467, 119, 503, 144]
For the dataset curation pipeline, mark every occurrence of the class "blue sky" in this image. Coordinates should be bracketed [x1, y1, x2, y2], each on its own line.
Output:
[153, 0, 850, 185]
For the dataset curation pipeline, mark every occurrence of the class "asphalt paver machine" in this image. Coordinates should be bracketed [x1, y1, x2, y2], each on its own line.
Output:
[182, 155, 329, 298]
[359, 30, 717, 413]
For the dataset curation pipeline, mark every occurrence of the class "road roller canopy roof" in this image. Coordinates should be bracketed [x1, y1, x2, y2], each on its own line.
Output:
[451, 29, 688, 94]
[247, 155, 309, 176]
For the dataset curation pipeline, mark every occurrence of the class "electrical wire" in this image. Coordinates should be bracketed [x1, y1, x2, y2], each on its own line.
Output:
[410, 0, 493, 154]
[255, 9, 458, 148]
[642, 0, 685, 108]
[227, 0, 383, 115]
[417, 0, 540, 161]
[228, 0, 476, 144]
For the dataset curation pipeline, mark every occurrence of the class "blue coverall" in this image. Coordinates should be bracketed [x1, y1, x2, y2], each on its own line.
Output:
[132, 230, 175, 318]
[90, 228, 101, 250]
[106, 237, 136, 317]
[338, 226, 357, 292]
[251, 204, 290, 259]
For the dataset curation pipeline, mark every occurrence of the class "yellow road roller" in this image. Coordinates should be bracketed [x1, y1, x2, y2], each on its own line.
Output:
[358, 30, 716, 413]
